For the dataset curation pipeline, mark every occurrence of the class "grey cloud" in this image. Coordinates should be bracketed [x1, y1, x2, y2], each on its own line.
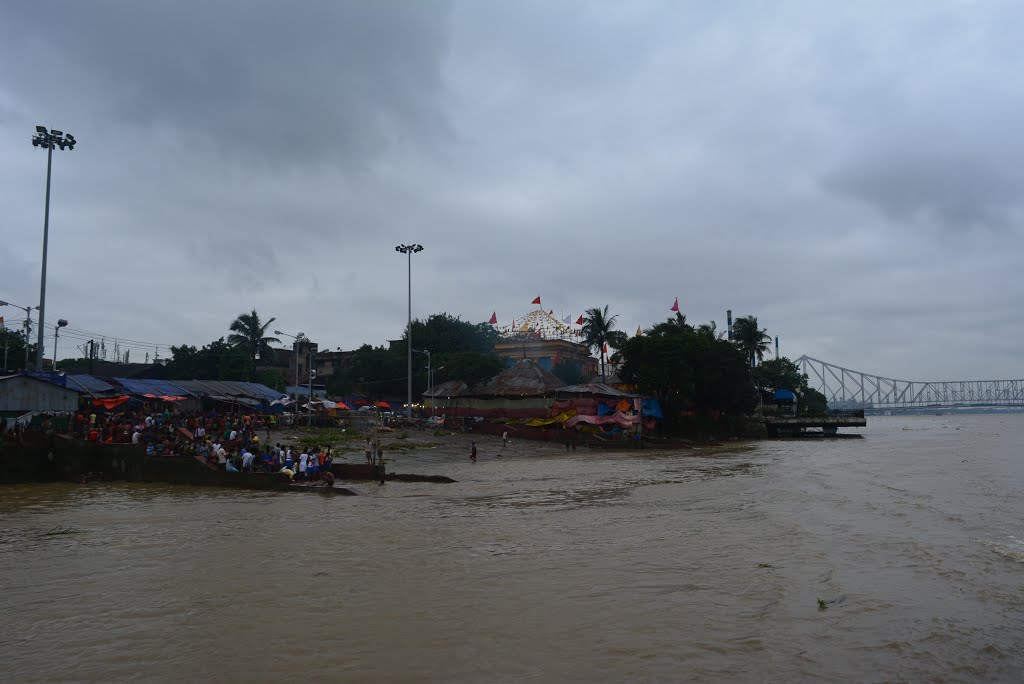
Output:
[2, 1, 1023, 381]
[0, 0, 454, 166]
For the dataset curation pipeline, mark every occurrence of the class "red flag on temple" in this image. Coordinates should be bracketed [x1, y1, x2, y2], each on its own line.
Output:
[576, 315, 584, 325]
[602, 343, 608, 354]
[487, 311, 497, 324]
[532, 296, 541, 305]
[670, 297, 679, 312]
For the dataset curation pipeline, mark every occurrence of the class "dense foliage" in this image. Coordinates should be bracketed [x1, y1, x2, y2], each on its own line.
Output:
[618, 319, 757, 427]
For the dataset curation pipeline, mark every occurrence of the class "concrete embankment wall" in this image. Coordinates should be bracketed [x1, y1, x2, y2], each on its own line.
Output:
[1, 434, 146, 484]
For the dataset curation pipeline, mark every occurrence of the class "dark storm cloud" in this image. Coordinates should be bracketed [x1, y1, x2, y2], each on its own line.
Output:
[2, 1, 1023, 380]
[0, 0, 453, 165]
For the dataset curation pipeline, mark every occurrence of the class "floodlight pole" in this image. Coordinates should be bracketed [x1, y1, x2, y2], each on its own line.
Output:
[395, 244, 423, 418]
[31, 126, 75, 371]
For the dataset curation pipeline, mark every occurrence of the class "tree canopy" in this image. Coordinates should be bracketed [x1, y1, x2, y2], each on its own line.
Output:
[618, 317, 756, 427]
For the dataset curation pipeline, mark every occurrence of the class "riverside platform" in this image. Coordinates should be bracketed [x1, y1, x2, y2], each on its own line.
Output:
[763, 410, 866, 436]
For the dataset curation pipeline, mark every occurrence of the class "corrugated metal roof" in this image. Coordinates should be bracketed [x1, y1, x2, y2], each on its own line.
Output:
[474, 359, 565, 397]
[113, 378, 194, 397]
[66, 374, 119, 397]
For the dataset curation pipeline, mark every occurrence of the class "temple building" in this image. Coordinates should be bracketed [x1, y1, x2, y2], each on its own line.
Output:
[492, 308, 597, 379]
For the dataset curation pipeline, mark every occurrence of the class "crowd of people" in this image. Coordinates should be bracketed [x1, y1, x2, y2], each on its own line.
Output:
[65, 406, 336, 480]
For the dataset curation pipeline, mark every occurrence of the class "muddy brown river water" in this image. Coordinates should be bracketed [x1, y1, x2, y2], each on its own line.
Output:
[2, 414, 1023, 682]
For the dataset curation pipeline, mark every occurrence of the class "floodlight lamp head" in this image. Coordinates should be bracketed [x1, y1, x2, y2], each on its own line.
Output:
[50, 129, 62, 137]
[36, 125, 47, 133]
[57, 319, 68, 327]
[274, 330, 283, 335]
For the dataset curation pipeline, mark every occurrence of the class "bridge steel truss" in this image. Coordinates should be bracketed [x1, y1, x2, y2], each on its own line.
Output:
[796, 355, 1024, 409]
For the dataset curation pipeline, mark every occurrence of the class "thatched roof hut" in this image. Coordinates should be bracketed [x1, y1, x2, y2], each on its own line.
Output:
[473, 359, 565, 397]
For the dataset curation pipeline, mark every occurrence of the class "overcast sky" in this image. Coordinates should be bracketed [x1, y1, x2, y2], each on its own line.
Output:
[2, 0, 1022, 381]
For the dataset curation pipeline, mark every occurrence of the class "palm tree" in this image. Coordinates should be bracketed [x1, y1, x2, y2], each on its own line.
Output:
[732, 315, 771, 368]
[228, 309, 281, 364]
[695, 320, 727, 341]
[581, 305, 621, 382]
[646, 312, 691, 337]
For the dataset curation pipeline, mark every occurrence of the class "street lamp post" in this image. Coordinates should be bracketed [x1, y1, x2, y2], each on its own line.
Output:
[430, 366, 445, 418]
[395, 244, 424, 419]
[275, 329, 306, 421]
[53, 319, 68, 371]
[31, 126, 75, 371]
[415, 348, 431, 416]
[0, 300, 36, 371]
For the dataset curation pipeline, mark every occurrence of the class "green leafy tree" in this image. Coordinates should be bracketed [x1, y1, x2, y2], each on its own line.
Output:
[1, 328, 36, 372]
[166, 338, 250, 380]
[432, 351, 503, 389]
[581, 305, 622, 382]
[646, 312, 691, 336]
[257, 368, 286, 393]
[732, 315, 771, 368]
[619, 322, 755, 430]
[695, 320, 726, 341]
[345, 344, 406, 400]
[227, 309, 281, 367]
[406, 313, 498, 355]
[801, 387, 828, 415]
[551, 359, 585, 386]
[754, 357, 806, 394]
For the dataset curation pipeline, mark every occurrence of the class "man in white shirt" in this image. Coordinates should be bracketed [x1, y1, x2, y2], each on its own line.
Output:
[131, 430, 141, 444]
[241, 449, 256, 471]
[298, 451, 309, 481]
[217, 447, 228, 469]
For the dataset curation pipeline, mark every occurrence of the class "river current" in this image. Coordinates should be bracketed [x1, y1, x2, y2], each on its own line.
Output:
[2, 414, 1023, 682]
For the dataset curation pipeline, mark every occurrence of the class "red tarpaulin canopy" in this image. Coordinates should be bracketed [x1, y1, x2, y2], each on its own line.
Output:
[92, 396, 130, 409]
[374, 401, 392, 409]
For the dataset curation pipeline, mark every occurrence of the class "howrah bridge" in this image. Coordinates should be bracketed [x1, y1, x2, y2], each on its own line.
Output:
[796, 355, 1024, 410]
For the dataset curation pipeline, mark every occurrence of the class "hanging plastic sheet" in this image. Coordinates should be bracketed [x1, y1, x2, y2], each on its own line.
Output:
[92, 396, 131, 409]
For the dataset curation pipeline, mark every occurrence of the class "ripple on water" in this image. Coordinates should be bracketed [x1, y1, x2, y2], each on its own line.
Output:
[978, 536, 1024, 564]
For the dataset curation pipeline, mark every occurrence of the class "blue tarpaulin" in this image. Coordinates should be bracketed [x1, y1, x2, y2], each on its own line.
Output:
[113, 378, 194, 397]
[66, 374, 119, 397]
[641, 398, 663, 418]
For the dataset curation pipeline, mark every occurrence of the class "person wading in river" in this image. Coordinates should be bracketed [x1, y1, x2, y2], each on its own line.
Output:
[470, 442, 477, 462]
